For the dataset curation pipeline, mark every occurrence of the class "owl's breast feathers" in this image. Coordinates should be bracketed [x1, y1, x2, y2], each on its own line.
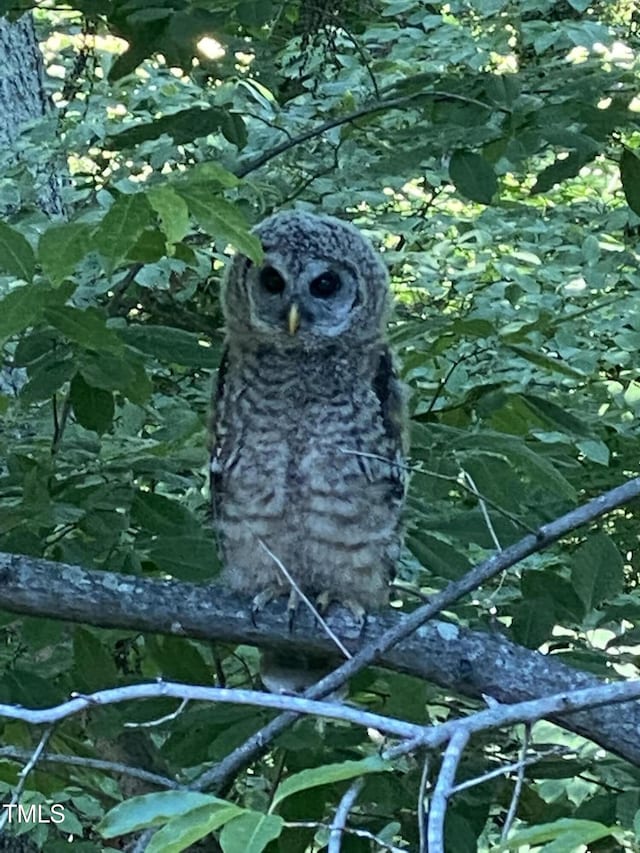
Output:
[209, 341, 406, 606]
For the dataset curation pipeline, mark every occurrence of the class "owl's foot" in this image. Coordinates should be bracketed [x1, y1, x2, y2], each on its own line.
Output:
[251, 587, 366, 635]
[315, 592, 367, 633]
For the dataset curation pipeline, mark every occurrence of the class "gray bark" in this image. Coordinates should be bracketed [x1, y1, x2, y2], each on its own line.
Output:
[0, 550, 639, 767]
[0, 13, 63, 215]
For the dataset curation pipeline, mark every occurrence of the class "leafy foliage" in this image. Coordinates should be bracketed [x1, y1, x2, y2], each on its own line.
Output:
[0, 0, 640, 850]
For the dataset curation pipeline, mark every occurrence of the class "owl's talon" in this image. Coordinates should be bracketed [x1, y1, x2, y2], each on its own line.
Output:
[251, 586, 282, 625]
[344, 599, 367, 633]
[314, 593, 367, 632]
[315, 591, 330, 614]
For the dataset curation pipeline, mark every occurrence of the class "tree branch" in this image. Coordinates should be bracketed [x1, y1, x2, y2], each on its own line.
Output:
[0, 471, 638, 806]
[194, 475, 640, 791]
[235, 90, 496, 178]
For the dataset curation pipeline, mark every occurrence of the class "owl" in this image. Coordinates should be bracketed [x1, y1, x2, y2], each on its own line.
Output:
[210, 210, 406, 689]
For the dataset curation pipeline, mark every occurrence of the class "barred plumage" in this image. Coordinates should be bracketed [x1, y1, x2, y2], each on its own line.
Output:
[210, 211, 406, 689]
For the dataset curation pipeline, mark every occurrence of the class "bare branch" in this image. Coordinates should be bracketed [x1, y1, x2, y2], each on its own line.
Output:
[123, 698, 189, 729]
[449, 746, 570, 795]
[0, 727, 53, 832]
[461, 468, 502, 551]
[236, 90, 498, 178]
[427, 730, 470, 853]
[285, 821, 407, 853]
[194, 475, 640, 791]
[0, 680, 639, 758]
[0, 474, 638, 798]
[0, 746, 179, 790]
[418, 753, 430, 853]
[328, 778, 365, 853]
[503, 725, 530, 839]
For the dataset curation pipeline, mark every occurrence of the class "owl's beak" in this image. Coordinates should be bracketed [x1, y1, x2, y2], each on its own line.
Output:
[287, 303, 300, 335]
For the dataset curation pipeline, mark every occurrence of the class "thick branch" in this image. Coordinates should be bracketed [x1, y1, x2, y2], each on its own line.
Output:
[0, 526, 640, 765]
[195, 475, 640, 789]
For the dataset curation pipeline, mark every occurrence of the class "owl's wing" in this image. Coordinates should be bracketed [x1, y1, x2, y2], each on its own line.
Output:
[372, 345, 408, 501]
[209, 347, 229, 552]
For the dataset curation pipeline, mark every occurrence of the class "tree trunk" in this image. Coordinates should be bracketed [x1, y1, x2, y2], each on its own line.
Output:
[0, 13, 63, 216]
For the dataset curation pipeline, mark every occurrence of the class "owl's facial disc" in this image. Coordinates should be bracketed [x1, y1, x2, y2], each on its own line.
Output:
[248, 257, 360, 341]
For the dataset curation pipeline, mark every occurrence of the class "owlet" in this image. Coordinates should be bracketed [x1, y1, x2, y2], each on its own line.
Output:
[210, 210, 406, 691]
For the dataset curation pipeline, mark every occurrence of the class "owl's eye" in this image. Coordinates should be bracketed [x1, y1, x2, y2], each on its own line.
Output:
[310, 271, 341, 299]
[259, 266, 285, 294]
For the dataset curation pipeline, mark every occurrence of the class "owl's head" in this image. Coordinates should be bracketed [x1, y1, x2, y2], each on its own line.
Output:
[222, 211, 389, 347]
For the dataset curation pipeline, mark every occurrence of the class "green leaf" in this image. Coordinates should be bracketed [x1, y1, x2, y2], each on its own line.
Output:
[532, 152, 590, 195]
[270, 756, 391, 811]
[504, 344, 585, 379]
[73, 627, 118, 690]
[70, 373, 115, 434]
[44, 306, 124, 353]
[148, 535, 219, 581]
[620, 148, 640, 217]
[146, 804, 245, 853]
[219, 812, 284, 853]
[78, 349, 137, 391]
[174, 162, 239, 189]
[220, 111, 248, 149]
[148, 187, 190, 245]
[0, 222, 35, 281]
[575, 439, 610, 466]
[0, 284, 43, 343]
[406, 534, 472, 580]
[20, 356, 76, 403]
[131, 491, 201, 536]
[496, 817, 615, 851]
[107, 107, 226, 148]
[449, 151, 497, 204]
[176, 187, 263, 263]
[93, 193, 154, 266]
[570, 534, 624, 611]
[38, 223, 94, 284]
[119, 324, 219, 367]
[99, 791, 226, 837]
[122, 356, 153, 405]
[511, 596, 557, 648]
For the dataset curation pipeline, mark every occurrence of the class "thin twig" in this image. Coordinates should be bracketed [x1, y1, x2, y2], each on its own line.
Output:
[0, 746, 179, 790]
[258, 539, 353, 660]
[328, 777, 365, 853]
[461, 468, 502, 550]
[418, 752, 430, 853]
[342, 27, 380, 98]
[427, 730, 470, 853]
[502, 724, 530, 840]
[128, 827, 155, 853]
[0, 727, 53, 832]
[450, 745, 570, 795]
[423, 351, 476, 418]
[236, 90, 497, 178]
[124, 697, 189, 728]
[51, 393, 71, 455]
[338, 447, 536, 534]
[284, 821, 407, 852]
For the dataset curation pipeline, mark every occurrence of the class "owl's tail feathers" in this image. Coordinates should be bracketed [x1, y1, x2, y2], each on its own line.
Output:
[259, 649, 347, 699]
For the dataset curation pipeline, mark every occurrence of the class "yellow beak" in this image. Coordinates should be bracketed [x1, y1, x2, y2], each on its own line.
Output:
[287, 303, 300, 335]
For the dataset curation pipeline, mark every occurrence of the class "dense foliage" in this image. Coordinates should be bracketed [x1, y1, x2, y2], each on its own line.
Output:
[0, 0, 640, 850]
